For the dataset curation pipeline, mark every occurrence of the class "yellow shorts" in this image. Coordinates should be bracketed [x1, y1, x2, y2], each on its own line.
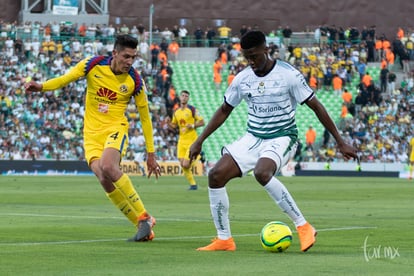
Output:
[84, 126, 129, 165]
[177, 142, 191, 160]
[177, 141, 200, 162]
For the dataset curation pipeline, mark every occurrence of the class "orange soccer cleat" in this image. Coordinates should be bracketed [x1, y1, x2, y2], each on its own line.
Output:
[296, 222, 317, 252]
[129, 212, 156, 242]
[197, 237, 236, 251]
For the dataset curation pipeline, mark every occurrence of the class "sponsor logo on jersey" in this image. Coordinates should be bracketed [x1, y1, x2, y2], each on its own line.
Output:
[98, 103, 109, 113]
[250, 104, 282, 114]
[97, 87, 118, 100]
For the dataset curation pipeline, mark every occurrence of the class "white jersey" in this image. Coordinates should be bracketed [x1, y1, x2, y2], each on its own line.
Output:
[224, 59, 314, 140]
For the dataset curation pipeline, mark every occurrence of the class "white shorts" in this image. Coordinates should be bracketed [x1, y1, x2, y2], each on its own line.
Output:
[223, 133, 297, 176]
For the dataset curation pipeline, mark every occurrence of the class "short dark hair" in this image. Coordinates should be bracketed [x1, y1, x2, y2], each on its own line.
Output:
[114, 34, 138, 51]
[181, 90, 190, 96]
[240, 30, 266, 49]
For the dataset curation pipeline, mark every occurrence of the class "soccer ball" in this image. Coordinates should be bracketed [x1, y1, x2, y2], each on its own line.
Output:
[260, 221, 292, 252]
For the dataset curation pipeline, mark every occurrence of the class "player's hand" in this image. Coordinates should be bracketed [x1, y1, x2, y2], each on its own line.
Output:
[146, 152, 161, 179]
[189, 140, 202, 163]
[337, 143, 358, 161]
[24, 81, 42, 92]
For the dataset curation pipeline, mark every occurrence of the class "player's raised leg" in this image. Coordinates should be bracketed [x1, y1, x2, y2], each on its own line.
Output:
[263, 176, 316, 251]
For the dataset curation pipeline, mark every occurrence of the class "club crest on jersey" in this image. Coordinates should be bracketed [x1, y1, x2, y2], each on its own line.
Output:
[257, 82, 265, 93]
[119, 84, 128, 93]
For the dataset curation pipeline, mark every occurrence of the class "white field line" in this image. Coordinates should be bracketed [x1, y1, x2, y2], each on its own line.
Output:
[0, 212, 377, 247]
[0, 212, 207, 222]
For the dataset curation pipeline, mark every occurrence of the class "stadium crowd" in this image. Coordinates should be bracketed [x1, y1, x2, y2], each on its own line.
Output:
[0, 20, 413, 164]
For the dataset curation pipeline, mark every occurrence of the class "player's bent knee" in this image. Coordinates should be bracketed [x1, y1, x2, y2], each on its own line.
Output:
[207, 168, 225, 188]
[253, 170, 273, 186]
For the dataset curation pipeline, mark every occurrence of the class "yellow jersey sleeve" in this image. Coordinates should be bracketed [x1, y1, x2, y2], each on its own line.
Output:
[42, 59, 86, 91]
[134, 80, 155, 153]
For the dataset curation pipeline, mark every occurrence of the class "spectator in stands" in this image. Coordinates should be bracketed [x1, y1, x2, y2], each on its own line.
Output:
[342, 89, 353, 105]
[166, 90, 205, 190]
[150, 42, 160, 69]
[119, 24, 130, 35]
[308, 73, 318, 91]
[206, 26, 216, 48]
[159, 38, 169, 54]
[136, 23, 145, 43]
[305, 125, 317, 150]
[340, 102, 349, 123]
[138, 39, 149, 62]
[161, 27, 173, 43]
[366, 36, 375, 62]
[240, 24, 249, 37]
[78, 23, 87, 38]
[171, 25, 179, 41]
[388, 71, 397, 94]
[194, 26, 204, 47]
[385, 47, 395, 70]
[328, 25, 338, 43]
[319, 25, 329, 48]
[218, 24, 232, 45]
[380, 64, 389, 93]
[24, 34, 161, 242]
[189, 30, 358, 252]
[375, 36, 383, 62]
[314, 26, 321, 45]
[178, 25, 188, 46]
[129, 25, 139, 39]
[226, 69, 235, 85]
[356, 59, 367, 80]
[213, 58, 223, 91]
[282, 25, 292, 46]
[168, 39, 179, 61]
[322, 128, 331, 147]
[361, 72, 372, 88]
[332, 73, 343, 96]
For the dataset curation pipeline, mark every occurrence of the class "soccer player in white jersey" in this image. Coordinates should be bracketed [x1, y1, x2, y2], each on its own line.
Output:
[189, 30, 358, 252]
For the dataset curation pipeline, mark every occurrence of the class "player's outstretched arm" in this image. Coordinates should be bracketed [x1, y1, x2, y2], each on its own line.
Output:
[305, 96, 358, 161]
[24, 81, 43, 92]
[189, 102, 233, 162]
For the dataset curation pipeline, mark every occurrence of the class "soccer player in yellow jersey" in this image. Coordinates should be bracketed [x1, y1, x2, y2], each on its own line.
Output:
[24, 34, 161, 242]
[409, 137, 414, 180]
[167, 90, 205, 190]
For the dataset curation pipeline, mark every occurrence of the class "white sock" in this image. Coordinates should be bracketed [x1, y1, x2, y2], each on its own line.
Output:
[264, 177, 307, 227]
[208, 187, 232, 240]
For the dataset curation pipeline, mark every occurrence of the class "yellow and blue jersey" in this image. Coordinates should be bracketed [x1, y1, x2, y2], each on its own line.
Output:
[172, 105, 203, 144]
[42, 55, 155, 152]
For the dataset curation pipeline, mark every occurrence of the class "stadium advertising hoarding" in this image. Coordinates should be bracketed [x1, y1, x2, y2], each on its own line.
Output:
[0, 161, 405, 178]
[52, 0, 78, 15]
[120, 161, 204, 176]
[0, 160, 204, 176]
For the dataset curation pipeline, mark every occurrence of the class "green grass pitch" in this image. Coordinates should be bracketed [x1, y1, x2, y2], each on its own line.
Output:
[0, 175, 413, 275]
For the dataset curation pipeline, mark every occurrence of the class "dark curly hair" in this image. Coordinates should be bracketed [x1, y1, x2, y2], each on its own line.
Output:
[240, 30, 266, 50]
